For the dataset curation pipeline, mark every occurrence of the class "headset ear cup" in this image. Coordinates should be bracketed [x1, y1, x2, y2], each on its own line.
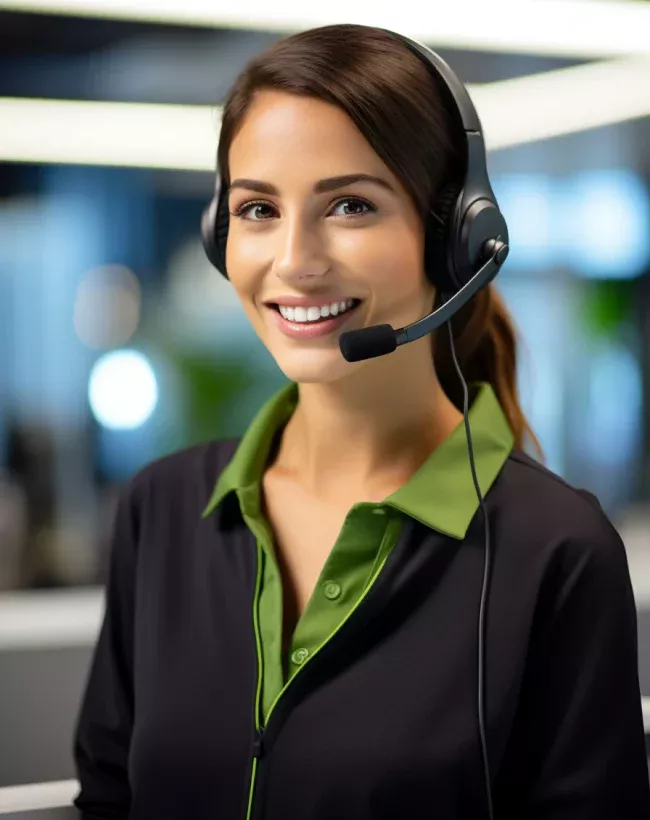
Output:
[425, 182, 461, 291]
[201, 197, 222, 273]
[201, 174, 230, 279]
[457, 198, 509, 286]
[214, 180, 231, 278]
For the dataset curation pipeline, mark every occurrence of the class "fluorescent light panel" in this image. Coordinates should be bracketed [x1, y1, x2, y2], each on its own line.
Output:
[0, 0, 649, 59]
[0, 99, 219, 170]
[474, 56, 650, 151]
[0, 56, 649, 169]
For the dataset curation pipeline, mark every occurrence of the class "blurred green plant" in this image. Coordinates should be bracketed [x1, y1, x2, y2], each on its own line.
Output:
[172, 351, 259, 445]
[582, 280, 635, 337]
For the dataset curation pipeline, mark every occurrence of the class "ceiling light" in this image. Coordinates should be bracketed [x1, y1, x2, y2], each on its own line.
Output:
[0, 0, 649, 59]
[0, 98, 218, 170]
[473, 56, 650, 150]
[1, 56, 650, 169]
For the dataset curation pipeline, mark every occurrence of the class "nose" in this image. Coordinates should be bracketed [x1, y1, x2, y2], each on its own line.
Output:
[272, 214, 330, 283]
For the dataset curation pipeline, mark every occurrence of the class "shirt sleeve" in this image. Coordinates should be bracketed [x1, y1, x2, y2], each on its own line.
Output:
[72, 480, 139, 819]
[495, 493, 650, 819]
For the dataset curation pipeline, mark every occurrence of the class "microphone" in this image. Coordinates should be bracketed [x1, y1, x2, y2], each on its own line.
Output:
[339, 239, 509, 363]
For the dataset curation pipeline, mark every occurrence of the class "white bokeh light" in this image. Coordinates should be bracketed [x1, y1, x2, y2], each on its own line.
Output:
[88, 349, 158, 430]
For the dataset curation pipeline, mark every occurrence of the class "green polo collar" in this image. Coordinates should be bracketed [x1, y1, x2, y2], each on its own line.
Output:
[202, 381, 514, 539]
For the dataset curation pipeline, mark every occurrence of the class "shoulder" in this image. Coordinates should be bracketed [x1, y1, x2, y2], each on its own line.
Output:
[494, 449, 630, 581]
[495, 454, 639, 669]
[119, 438, 240, 519]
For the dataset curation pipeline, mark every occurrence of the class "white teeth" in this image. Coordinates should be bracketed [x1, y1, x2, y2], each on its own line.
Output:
[278, 299, 357, 323]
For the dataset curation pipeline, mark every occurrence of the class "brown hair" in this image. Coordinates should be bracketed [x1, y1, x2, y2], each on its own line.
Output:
[217, 23, 543, 459]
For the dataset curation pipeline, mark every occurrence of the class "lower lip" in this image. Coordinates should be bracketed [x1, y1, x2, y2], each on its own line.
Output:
[267, 303, 362, 339]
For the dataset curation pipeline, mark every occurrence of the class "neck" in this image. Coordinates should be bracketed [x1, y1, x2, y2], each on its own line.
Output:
[271, 337, 464, 502]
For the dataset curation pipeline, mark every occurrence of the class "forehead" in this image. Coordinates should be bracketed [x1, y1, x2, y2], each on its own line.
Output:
[228, 90, 393, 181]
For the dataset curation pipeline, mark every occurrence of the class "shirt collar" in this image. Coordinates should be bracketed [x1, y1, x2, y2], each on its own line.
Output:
[202, 381, 513, 539]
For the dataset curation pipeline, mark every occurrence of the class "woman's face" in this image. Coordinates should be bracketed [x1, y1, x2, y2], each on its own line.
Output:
[225, 90, 435, 384]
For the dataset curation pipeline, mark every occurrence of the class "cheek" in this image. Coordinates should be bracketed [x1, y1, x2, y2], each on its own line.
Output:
[225, 228, 262, 277]
[340, 224, 426, 298]
[225, 232, 266, 304]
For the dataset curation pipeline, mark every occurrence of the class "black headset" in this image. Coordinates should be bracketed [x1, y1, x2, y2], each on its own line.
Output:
[201, 30, 508, 302]
[201, 28, 508, 820]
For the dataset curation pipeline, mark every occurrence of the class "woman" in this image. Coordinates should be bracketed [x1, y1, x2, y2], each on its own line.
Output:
[73, 23, 650, 820]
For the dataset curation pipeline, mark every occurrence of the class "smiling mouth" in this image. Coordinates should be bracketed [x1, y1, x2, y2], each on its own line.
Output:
[268, 298, 362, 324]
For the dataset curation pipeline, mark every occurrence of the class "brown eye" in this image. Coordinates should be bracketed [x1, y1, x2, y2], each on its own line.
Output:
[232, 201, 276, 221]
[329, 197, 376, 217]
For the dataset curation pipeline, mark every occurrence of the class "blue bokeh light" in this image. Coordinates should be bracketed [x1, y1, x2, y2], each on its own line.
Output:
[492, 170, 650, 279]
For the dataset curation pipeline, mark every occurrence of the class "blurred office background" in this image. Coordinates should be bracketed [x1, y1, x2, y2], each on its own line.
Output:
[1, 1, 650, 814]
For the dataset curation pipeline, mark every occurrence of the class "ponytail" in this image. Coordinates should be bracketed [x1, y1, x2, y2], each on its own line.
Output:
[434, 285, 544, 461]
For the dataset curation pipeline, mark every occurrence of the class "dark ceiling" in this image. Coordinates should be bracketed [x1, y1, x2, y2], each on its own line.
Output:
[0, 10, 584, 98]
[0, 10, 212, 57]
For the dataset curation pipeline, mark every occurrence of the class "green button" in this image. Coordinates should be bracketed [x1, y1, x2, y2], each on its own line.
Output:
[291, 648, 309, 665]
[372, 507, 386, 515]
[323, 581, 342, 600]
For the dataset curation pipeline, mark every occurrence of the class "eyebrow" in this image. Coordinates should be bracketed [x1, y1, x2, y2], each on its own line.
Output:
[228, 173, 396, 196]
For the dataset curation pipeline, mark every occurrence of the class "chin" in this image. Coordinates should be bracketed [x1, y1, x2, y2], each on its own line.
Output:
[272, 348, 366, 385]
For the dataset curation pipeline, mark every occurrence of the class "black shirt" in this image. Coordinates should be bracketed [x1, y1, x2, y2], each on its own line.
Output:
[73, 440, 650, 819]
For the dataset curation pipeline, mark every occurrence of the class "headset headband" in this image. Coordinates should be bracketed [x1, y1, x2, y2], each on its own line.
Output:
[385, 33, 482, 133]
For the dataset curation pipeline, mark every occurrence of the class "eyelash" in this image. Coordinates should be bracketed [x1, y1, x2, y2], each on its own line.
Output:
[229, 196, 377, 222]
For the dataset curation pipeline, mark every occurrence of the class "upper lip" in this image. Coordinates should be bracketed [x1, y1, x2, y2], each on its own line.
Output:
[264, 295, 361, 308]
